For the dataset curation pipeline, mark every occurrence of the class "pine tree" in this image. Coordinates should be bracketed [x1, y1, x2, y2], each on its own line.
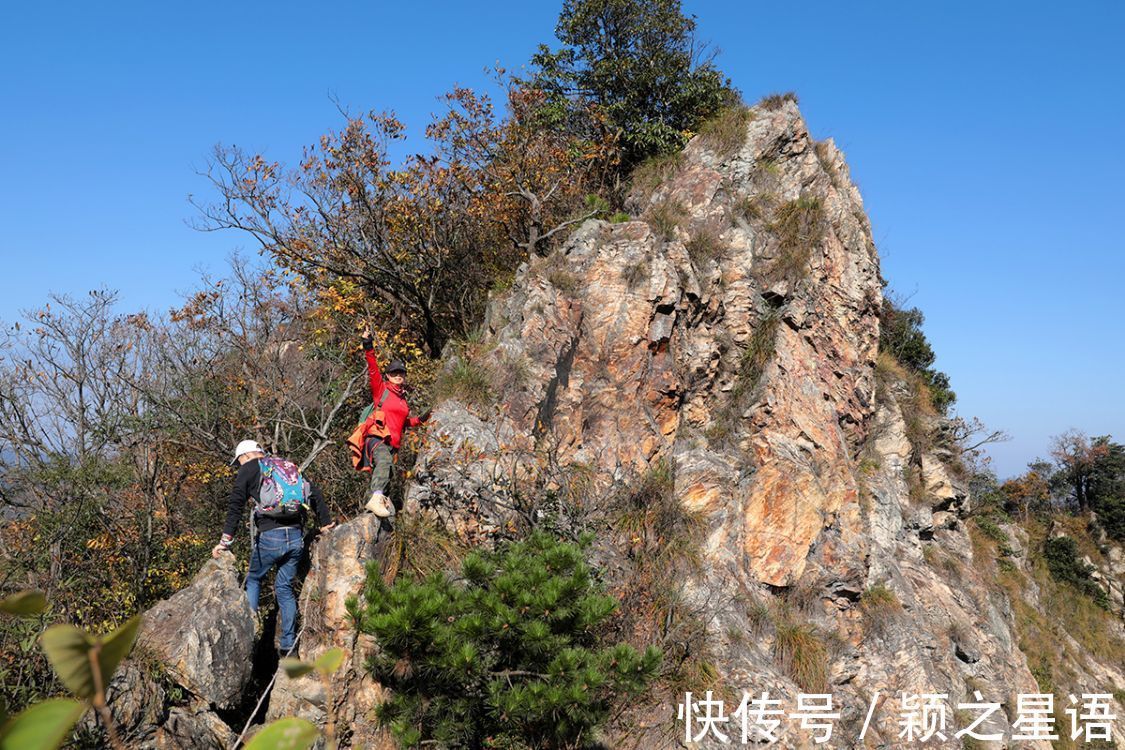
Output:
[528, 0, 735, 167]
[352, 531, 661, 748]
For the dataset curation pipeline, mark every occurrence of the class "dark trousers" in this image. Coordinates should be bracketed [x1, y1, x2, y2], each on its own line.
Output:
[367, 439, 394, 496]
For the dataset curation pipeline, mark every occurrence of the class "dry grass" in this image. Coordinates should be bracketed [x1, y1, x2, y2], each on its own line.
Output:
[986, 518, 1125, 732]
[684, 221, 724, 266]
[613, 460, 706, 570]
[706, 313, 780, 447]
[547, 268, 580, 294]
[432, 357, 496, 410]
[631, 151, 685, 198]
[762, 195, 825, 286]
[622, 258, 648, 288]
[772, 617, 828, 691]
[922, 543, 940, 567]
[859, 583, 901, 634]
[378, 511, 467, 583]
[732, 191, 778, 225]
[697, 106, 754, 158]
[814, 140, 840, 186]
[746, 598, 772, 637]
[644, 199, 689, 241]
[875, 352, 936, 457]
[759, 92, 799, 111]
[735, 314, 780, 397]
[782, 577, 822, 616]
[608, 461, 717, 697]
[493, 351, 531, 394]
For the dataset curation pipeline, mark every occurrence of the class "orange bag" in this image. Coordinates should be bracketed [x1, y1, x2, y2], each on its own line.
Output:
[347, 390, 390, 472]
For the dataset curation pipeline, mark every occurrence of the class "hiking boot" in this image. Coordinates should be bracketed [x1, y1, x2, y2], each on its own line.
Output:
[366, 490, 391, 518]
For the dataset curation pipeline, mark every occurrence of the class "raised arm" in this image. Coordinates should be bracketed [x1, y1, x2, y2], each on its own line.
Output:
[362, 336, 384, 404]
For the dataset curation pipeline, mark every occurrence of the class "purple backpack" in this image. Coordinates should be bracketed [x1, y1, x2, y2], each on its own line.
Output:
[255, 457, 309, 519]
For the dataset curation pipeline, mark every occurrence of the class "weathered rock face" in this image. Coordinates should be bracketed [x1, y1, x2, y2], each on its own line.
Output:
[137, 555, 256, 709]
[96, 555, 253, 748]
[412, 101, 881, 591]
[266, 513, 396, 749]
[405, 100, 1124, 747]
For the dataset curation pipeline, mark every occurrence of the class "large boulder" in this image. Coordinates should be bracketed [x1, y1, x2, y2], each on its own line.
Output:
[137, 555, 256, 709]
[89, 555, 253, 747]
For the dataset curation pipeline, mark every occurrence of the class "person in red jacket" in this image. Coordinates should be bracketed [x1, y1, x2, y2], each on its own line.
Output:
[360, 328, 430, 517]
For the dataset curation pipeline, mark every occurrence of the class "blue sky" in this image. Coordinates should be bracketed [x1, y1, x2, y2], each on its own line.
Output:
[1, 1, 1122, 478]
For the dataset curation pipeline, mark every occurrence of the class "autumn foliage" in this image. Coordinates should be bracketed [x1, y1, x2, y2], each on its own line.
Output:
[195, 75, 620, 360]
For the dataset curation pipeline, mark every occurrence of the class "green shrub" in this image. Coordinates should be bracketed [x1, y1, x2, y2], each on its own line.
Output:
[1043, 536, 1110, 609]
[529, 0, 736, 166]
[973, 516, 1009, 544]
[352, 532, 662, 748]
[879, 298, 956, 414]
[1092, 494, 1125, 543]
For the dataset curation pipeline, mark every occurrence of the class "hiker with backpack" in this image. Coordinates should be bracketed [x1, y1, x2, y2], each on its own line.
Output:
[348, 328, 430, 518]
[211, 439, 335, 657]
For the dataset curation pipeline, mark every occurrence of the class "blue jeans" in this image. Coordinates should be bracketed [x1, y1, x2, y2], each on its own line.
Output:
[245, 526, 304, 652]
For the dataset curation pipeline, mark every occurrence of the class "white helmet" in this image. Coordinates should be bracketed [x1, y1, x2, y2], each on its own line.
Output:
[231, 439, 264, 465]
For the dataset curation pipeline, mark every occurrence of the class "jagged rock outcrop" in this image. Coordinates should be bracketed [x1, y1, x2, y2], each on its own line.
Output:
[137, 555, 256, 709]
[266, 513, 395, 749]
[94, 556, 254, 748]
[411, 100, 882, 593]
[403, 100, 1123, 747]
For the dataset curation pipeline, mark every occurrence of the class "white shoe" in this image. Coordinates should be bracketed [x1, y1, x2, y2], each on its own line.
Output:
[366, 491, 391, 518]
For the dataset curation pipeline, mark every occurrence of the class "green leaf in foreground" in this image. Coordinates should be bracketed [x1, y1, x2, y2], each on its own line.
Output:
[279, 658, 315, 679]
[41, 615, 142, 698]
[0, 591, 47, 617]
[0, 699, 86, 750]
[313, 647, 344, 675]
[244, 717, 319, 750]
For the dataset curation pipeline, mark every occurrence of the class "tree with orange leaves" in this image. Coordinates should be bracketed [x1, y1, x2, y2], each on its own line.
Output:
[194, 75, 619, 358]
[429, 79, 619, 258]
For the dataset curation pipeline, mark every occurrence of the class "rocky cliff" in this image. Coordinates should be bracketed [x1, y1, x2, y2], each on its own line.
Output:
[109, 99, 1123, 748]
